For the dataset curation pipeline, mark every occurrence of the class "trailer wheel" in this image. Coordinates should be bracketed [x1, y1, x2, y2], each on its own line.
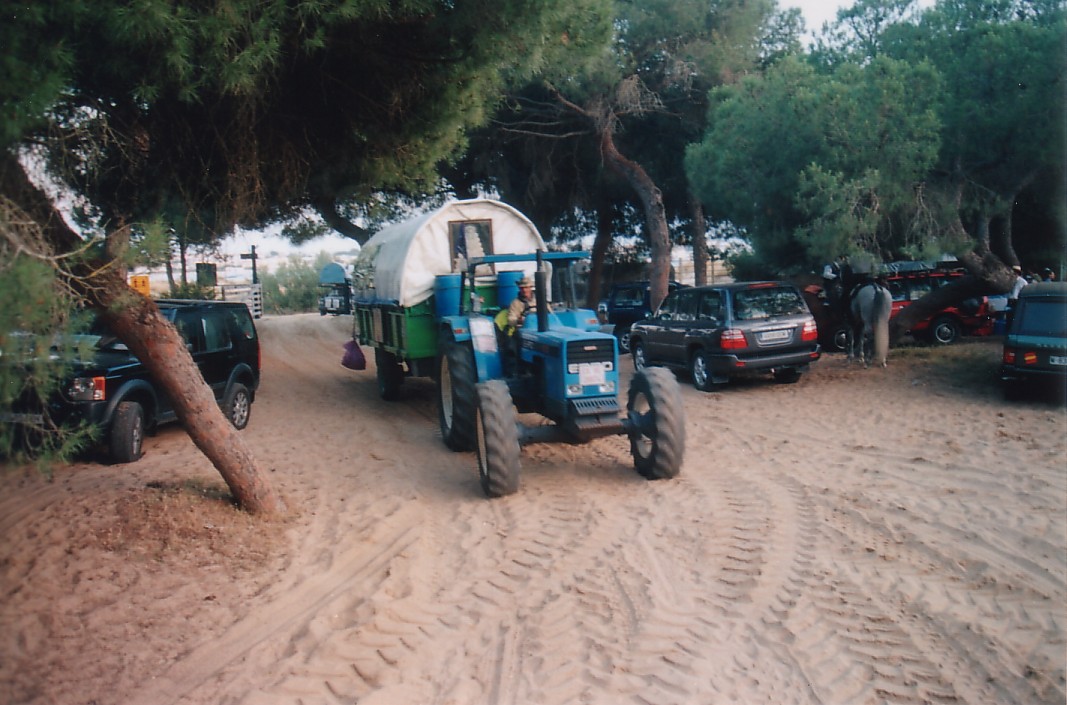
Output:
[475, 380, 520, 497]
[437, 334, 477, 451]
[375, 348, 404, 401]
[627, 367, 685, 480]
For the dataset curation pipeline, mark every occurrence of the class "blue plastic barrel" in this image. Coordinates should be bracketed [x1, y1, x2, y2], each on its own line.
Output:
[497, 270, 525, 310]
[434, 274, 463, 317]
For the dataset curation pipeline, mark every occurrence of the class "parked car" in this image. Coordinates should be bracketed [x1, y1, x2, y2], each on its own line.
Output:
[807, 264, 995, 350]
[1000, 282, 1067, 399]
[629, 281, 821, 391]
[4, 300, 261, 463]
[602, 280, 685, 352]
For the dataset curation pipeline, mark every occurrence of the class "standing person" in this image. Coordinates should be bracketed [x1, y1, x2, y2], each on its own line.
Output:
[1010, 266, 1028, 302]
[823, 254, 852, 320]
[1043, 268, 1057, 282]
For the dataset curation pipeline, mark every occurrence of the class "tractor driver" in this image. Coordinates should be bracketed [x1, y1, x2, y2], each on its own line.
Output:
[495, 276, 547, 375]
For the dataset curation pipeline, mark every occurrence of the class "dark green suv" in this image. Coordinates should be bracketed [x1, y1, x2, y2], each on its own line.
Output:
[37, 301, 259, 463]
[1001, 282, 1067, 400]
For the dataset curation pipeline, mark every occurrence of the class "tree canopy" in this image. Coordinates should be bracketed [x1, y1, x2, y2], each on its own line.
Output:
[686, 0, 1065, 282]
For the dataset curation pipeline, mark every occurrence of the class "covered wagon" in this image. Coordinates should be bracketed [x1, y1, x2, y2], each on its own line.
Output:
[352, 199, 546, 388]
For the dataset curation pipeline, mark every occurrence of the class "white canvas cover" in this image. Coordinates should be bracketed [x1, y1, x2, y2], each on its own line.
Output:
[352, 199, 545, 307]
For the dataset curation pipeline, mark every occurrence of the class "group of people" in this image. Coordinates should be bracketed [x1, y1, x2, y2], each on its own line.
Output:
[1012, 265, 1057, 300]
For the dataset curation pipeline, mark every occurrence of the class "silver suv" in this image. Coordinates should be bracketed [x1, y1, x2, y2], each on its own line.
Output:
[629, 281, 821, 391]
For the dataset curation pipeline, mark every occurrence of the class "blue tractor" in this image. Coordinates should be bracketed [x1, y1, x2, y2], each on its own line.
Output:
[434, 251, 686, 496]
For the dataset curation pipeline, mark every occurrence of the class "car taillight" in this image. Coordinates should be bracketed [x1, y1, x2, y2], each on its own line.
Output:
[1003, 349, 1016, 365]
[801, 320, 818, 342]
[721, 329, 746, 349]
[1023, 351, 1038, 365]
[69, 376, 106, 401]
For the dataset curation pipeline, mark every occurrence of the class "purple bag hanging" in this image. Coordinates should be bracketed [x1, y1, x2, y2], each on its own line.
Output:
[341, 339, 366, 370]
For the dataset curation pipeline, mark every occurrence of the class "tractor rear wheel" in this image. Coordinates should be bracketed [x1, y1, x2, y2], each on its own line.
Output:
[627, 367, 685, 480]
[475, 380, 521, 497]
[375, 348, 404, 401]
[437, 333, 478, 451]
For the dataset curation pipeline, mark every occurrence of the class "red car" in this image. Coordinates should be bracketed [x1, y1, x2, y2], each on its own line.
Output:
[806, 265, 995, 350]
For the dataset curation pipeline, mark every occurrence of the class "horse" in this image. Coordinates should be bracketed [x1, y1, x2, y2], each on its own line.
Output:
[847, 281, 893, 368]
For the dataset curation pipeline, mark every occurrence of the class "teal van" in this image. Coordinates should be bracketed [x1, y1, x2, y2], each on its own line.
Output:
[1001, 282, 1067, 399]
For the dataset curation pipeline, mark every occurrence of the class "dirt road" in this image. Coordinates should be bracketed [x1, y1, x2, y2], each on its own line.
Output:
[2, 313, 1064, 705]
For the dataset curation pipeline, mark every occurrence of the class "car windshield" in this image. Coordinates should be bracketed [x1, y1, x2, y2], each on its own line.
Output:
[1016, 299, 1067, 337]
[733, 287, 807, 321]
[84, 317, 130, 351]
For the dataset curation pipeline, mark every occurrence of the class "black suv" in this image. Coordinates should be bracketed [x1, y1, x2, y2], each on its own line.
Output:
[35, 301, 259, 463]
[602, 280, 685, 352]
[630, 281, 820, 391]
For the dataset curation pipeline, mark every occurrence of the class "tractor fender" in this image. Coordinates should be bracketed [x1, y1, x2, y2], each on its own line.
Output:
[439, 316, 504, 382]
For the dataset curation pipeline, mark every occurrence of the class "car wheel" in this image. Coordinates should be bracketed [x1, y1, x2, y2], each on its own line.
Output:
[614, 325, 632, 354]
[831, 325, 849, 353]
[375, 347, 404, 400]
[690, 349, 723, 392]
[110, 400, 145, 464]
[929, 315, 961, 345]
[627, 367, 685, 480]
[437, 333, 477, 452]
[631, 340, 648, 371]
[475, 380, 521, 497]
[223, 382, 252, 430]
[773, 367, 801, 384]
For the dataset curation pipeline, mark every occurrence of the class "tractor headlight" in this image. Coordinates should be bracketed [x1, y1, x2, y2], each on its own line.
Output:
[469, 317, 498, 353]
[567, 383, 583, 396]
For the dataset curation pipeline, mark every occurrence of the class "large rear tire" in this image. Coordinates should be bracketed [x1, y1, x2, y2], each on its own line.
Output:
[475, 380, 521, 497]
[375, 347, 404, 401]
[628, 367, 685, 480]
[437, 334, 478, 452]
[110, 400, 145, 464]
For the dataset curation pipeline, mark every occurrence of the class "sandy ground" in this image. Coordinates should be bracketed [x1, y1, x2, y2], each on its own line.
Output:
[1, 312, 1065, 705]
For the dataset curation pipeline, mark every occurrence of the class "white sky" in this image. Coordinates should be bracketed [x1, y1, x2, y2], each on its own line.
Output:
[785, 0, 848, 36]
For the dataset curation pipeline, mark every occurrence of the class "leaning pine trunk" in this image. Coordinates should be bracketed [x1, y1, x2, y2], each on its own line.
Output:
[599, 128, 672, 311]
[96, 283, 286, 516]
[0, 154, 285, 516]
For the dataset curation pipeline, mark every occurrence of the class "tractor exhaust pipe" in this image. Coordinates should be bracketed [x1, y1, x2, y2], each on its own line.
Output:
[535, 252, 549, 333]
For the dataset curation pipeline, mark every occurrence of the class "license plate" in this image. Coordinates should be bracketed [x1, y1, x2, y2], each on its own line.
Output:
[758, 329, 791, 343]
[578, 362, 607, 386]
[0, 412, 44, 424]
[1051, 355, 1067, 366]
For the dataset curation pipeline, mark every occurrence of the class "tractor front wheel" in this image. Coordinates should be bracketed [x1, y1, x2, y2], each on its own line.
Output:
[475, 380, 521, 497]
[627, 367, 685, 480]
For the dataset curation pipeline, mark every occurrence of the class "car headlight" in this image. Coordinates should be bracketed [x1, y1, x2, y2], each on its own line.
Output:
[69, 376, 106, 401]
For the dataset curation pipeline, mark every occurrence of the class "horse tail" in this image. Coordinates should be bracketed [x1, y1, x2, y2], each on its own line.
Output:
[871, 285, 892, 367]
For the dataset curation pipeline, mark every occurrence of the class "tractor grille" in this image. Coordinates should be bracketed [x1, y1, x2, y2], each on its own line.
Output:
[566, 338, 614, 365]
